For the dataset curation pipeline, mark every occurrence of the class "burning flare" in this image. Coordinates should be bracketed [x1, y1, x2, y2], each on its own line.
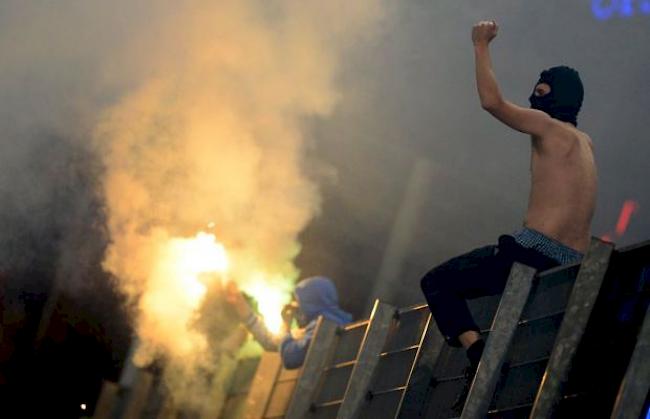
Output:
[135, 232, 229, 363]
[137, 230, 290, 363]
[242, 273, 292, 335]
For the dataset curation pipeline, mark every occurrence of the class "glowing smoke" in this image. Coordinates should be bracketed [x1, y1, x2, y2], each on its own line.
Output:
[91, 0, 384, 410]
[0, 0, 383, 411]
[133, 231, 229, 364]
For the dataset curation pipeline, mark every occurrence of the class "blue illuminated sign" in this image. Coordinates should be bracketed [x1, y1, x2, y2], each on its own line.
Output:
[592, 0, 650, 20]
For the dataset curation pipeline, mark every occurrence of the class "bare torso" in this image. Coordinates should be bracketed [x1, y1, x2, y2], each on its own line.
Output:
[524, 122, 597, 253]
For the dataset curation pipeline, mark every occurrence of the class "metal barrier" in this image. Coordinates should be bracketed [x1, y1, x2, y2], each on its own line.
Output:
[610, 303, 650, 419]
[287, 300, 396, 419]
[462, 263, 538, 419]
[531, 239, 614, 418]
[167, 238, 648, 419]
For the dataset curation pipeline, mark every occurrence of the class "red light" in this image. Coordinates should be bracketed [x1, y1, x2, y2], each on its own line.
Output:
[601, 199, 640, 242]
[615, 200, 639, 236]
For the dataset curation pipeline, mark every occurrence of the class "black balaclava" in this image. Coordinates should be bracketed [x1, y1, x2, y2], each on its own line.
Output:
[529, 66, 584, 126]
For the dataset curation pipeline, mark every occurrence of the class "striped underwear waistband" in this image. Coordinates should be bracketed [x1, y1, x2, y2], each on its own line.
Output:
[512, 227, 584, 265]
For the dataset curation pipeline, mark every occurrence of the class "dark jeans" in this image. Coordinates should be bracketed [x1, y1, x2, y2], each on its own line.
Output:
[420, 235, 560, 347]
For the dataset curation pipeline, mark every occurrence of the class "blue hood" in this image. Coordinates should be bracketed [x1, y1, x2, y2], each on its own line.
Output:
[294, 276, 352, 325]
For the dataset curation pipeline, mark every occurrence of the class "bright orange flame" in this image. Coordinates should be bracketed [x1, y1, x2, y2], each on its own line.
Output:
[138, 232, 229, 360]
[244, 275, 292, 335]
[162, 232, 229, 302]
[140, 231, 291, 356]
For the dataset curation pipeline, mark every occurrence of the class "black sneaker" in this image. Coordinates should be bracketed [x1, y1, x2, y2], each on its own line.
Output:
[452, 363, 478, 415]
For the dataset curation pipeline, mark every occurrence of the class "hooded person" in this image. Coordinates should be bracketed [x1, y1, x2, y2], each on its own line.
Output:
[279, 276, 353, 368]
[226, 276, 352, 369]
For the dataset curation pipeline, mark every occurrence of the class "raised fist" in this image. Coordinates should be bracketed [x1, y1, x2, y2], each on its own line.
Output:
[472, 20, 498, 45]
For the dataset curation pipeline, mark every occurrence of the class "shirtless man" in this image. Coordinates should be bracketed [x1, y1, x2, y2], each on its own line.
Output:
[420, 20, 596, 409]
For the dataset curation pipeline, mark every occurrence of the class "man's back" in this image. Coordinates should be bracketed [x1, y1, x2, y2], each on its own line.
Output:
[526, 123, 597, 253]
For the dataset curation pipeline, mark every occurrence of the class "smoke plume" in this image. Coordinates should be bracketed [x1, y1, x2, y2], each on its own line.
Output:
[1, 0, 383, 411]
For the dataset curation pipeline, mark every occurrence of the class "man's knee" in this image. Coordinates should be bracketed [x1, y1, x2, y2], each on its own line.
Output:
[420, 267, 449, 296]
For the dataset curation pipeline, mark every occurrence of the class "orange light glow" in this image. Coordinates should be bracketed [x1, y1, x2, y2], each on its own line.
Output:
[137, 231, 230, 359]
[149, 232, 289, 341]
[161, 232, 229, 302]
[243, 273, 292, 335]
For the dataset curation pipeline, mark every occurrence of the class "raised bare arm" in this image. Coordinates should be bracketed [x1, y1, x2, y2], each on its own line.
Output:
[473, 21, 553, 136]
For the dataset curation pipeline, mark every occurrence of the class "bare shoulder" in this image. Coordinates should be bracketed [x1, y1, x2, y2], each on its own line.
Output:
[577, 129, 594, 148]
[567, 125, 594, 150]
[536, 120, 592, 153]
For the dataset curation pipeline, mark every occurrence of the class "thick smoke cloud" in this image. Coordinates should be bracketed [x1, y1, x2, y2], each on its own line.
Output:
[94, 0, 383, 370]
[1, 0, 384, 411]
